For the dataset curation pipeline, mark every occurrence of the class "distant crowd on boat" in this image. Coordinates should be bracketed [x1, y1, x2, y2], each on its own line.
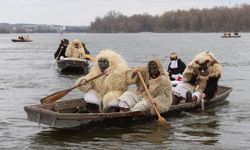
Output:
[18, 35, 31, 41]
[11, 35, 32, 42]
[222, 32, 241, 38]
[54, 38, 93, 61]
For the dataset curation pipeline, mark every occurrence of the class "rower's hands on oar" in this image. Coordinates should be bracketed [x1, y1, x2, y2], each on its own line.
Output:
[201, 93, 206, 99]
[104, 68, 111, 76]
[132, 68, 139, 78]
[150, 98, 156, 104]
[80, 79, 87, 85]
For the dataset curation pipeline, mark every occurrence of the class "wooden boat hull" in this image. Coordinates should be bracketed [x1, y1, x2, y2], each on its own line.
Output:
[11, 39, 32, 42]
[57, 59, 89, 75]
[24, 85, 232, 129]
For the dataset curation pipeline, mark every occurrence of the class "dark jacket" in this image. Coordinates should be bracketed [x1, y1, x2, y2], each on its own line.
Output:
[54, 39, 69, 60]
[167, 59, 186, 80]
[82, 42, 90, 55]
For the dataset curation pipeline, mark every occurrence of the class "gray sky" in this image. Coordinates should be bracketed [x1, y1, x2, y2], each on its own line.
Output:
[0, 0, 249, 26]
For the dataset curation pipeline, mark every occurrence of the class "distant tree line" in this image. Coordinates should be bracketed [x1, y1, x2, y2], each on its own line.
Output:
[90, 4, 250, 33]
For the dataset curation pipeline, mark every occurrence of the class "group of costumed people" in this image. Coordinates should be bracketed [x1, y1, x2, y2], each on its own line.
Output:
[72, 48, 221, 114]
[18, 35, 31, 41]
[171, 51, 222, 105]
[54, 39, 93, 61]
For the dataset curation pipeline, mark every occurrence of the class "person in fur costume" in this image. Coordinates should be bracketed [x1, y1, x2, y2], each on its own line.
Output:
[65, 39, 91, 60]
[75, 49, 130, 112]
[118, 59, 173, 114]
[172, 51, 222, 104]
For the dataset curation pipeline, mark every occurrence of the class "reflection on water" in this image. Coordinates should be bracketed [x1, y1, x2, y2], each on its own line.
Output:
[0, 33, 250, 149]
[28, 122, 173, 149]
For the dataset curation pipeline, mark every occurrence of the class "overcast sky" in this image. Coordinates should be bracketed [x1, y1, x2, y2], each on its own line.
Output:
[0, 0, 249, 26]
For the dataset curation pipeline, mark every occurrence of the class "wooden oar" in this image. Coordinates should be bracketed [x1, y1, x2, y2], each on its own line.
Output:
[200, 93, 206, 111]
[137, 71, 166, 123]
[51, 47, 63, 68]
[201, 98, 205, 111]
[196, 85, 205, 112]
[84, 54, 96, 61]
[40, 73, 105, 104]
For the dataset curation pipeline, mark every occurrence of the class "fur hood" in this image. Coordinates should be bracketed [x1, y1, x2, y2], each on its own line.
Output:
[129, 59, 167, 93]
[147, 59, 165, 76]
[88, 49, 130, 77]
[76, 49, 130, 109]
[68, 39, 83, 49]
[189, 51, 221, 77]
[147, 59, 172, 114]
[183, 51, 222, 93]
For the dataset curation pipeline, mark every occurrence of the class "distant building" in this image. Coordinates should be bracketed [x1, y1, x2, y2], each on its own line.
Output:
[49, 25, 64, 32]
[22, 24, 39, 32]
[0, 23, 88, 33]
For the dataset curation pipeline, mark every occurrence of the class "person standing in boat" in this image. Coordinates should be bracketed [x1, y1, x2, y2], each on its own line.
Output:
[118, 59, 172, 114]
[172, 51, 222, 105]
[167, 52, 186, 81]
[75, 49, 131, 112]
[54, 39, 69, 60]
[81, 42, 90, 55]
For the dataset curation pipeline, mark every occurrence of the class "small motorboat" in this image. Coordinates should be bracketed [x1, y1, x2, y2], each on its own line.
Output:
[11, 35, 32, 42]
[11, 39, 32, 42]
[221, 32, 241, 38]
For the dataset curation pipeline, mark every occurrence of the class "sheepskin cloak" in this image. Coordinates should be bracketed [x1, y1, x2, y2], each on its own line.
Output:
[76, 49, 130, 109]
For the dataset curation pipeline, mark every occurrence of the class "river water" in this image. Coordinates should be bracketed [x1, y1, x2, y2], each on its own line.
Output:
[0, 33, 250, 150]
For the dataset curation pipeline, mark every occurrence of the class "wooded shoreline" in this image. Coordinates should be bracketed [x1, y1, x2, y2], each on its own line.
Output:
[1, 4, 250, 33]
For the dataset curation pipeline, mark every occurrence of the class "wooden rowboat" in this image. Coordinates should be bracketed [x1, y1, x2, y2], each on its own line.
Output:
[57, 59, 89, 75]
[11, 39, 32, 42]
[24, 85, 232, 129]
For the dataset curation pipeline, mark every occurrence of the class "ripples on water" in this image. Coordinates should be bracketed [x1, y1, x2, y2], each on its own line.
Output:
[0, 33, 250, 149]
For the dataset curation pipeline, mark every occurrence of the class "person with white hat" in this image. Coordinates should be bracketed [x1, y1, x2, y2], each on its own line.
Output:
[167, 52, 186, 82]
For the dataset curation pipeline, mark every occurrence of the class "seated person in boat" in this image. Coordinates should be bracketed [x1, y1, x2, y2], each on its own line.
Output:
[167, 52, 186, 81]
[75, 49, 131, 112]
[118, 59, 173, 114]
[18, 36, 24, 40]
[54, 39, 69, 60]
[172, 51, 222, 105]
[65, 39, 92, 60]
[25, 35, 31, 41]
[224, 32, 231, 37]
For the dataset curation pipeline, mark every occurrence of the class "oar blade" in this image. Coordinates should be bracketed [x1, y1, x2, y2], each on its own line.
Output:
[85, 54, 96, 61]
[40, 88, 72, 104]
[158, 116, 166, 123]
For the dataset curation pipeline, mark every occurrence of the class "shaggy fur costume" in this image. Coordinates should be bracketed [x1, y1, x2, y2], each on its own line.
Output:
[65, 39, 85, 58]
[182, 51, 222, 99]
[76, 49, 130, 109]
[125, 59, 172, 114]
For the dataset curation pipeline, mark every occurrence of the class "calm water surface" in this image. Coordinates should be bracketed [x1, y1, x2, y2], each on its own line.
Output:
[0, 33, 250, 150]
